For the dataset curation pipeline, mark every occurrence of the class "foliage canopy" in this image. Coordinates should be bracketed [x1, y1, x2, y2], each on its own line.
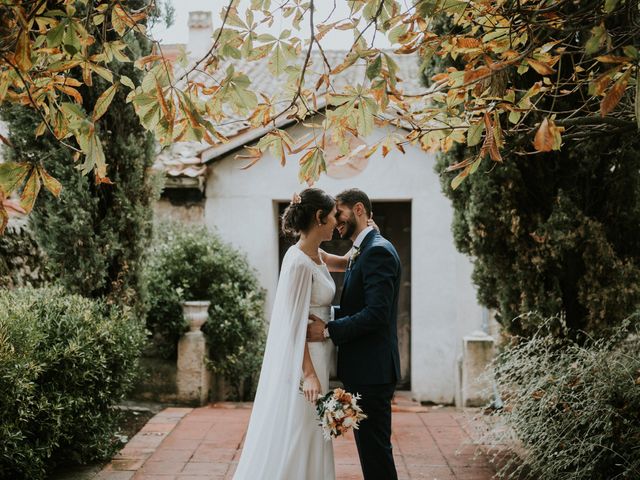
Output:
[0, 0, 638, 231]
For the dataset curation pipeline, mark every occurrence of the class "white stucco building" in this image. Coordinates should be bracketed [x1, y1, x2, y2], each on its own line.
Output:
[155, 12, 488, 405]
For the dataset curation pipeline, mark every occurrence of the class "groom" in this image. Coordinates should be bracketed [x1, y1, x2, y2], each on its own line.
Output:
[307, 188, 401, 480]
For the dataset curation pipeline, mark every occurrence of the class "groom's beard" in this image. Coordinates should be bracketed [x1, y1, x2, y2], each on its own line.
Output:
[339, 215, 357, 240]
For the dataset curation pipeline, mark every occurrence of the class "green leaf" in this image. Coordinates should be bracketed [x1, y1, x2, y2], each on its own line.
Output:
[623, 45, 639, 60]
[46, 21, 66, 48]
[63, 21, 81, 55]
[467, 121, 484, 147]
[90, 64, 114, 83]
[76, 130, 106, 177]
[358, 97, 377, 137]
[111, 6, 127, 36]
[258, 132, 286, 165]
[366, 55, 382, 80]
[298, 148, 326, 185]
[388, 24, 408, 44]
[383, 53, 398, 88]
[60, 102, 87, 130]
[604, 0, 620, 12]
[257, 33, 277, 43]
[451, 163, 472, 190]
[469, 156, 482, 174]
[417, 0, 438, 16]
[0, 162, 32, 194]
[120, 75, 135, 89]
[104, 41, 130, 63]
[269, 44, 288, 76]
[92, 83, 118, 122]
[60, 101, 85, 119]
[221, 43, 241, 59]
[441, 0, 468, 14]
[585, 25, 607, 55]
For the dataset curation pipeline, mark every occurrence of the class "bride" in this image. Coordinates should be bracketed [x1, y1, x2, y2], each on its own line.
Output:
[233, 188, 351, 480]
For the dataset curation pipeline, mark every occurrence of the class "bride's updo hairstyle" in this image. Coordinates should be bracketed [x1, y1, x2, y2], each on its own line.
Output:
[282, 188, 335, 237]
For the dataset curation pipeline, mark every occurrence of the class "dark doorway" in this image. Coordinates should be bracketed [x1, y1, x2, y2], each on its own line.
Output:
[277, 201, 411, 389]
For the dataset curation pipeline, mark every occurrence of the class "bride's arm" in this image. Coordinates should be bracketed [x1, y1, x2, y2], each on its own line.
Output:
[320, 249, 349, 272]
[301, 343, 321, 403]
[320, 218, 380, 272]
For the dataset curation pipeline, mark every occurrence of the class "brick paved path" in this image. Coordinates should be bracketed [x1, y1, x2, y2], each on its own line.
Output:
[98, 397, 497, 480]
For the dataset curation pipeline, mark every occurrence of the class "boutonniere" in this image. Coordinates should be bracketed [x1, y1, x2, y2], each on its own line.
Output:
[348, 246, 361, 270]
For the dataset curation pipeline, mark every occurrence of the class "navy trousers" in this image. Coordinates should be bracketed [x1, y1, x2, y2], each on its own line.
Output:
[344, 383, 398, 480]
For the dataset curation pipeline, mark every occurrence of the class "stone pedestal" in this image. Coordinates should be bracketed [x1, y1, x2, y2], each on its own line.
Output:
[461, 331, 495, 407]
[177, 301, 211, 405]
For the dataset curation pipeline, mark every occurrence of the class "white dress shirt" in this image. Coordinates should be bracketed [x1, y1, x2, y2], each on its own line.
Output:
[353, 226, 374, 250]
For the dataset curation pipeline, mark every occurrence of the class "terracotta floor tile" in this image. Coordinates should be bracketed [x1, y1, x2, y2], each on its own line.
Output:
[100, 404, 499, 480]
[95, 472, 136, 480]
[139, 460, 187, 475]
[147, 448, 194, 463]
[180, 462, 229, 475]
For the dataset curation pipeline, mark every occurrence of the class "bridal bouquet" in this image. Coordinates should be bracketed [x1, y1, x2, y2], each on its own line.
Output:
[315, 388, 367, 440]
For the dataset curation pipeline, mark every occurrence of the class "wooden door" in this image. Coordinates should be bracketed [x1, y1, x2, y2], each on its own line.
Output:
[277, 201, 411, 389]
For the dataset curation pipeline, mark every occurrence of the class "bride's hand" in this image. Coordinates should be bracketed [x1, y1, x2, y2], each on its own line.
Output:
[302, 374, 321, 404]
[368, 217, 379, 232]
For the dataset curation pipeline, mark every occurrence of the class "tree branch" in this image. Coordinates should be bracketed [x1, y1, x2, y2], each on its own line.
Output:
[555, 116, 637, 128]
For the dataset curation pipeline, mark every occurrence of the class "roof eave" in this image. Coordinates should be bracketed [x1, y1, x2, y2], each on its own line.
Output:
[200, 98, 329, 164]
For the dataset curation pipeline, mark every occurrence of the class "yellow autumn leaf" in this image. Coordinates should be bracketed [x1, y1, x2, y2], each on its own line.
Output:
[600, 70, 631, 116]
[527, 58, 555, 76]
[37, 165, 62, 198]
[19, 168, 41, 213]
[15, 31, 32, 71]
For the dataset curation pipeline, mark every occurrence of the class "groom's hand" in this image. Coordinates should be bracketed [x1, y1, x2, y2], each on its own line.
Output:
[306, 315, 325, 342]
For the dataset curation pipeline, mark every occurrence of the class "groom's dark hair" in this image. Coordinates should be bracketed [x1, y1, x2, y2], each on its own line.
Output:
[336, 189, 372, 217]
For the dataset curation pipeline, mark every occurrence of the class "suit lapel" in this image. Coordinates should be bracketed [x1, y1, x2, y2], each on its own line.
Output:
[339, 230, 378, 306]
[358, 229, 378, 252]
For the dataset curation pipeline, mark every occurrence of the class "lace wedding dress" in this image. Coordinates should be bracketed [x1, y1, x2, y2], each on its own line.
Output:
[233, 246, 336, 480]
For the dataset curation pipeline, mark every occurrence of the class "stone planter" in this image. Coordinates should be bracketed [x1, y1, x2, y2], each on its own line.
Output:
[182, 300, 211, 332]
[177, 300, 212, 405]
[460, 330, 495, 407]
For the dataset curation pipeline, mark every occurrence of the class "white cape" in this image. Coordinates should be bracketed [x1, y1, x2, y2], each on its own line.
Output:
[233, 247, 318, 479]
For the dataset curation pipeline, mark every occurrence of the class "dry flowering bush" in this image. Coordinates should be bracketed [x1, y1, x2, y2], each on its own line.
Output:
[483, 317, 640, 479]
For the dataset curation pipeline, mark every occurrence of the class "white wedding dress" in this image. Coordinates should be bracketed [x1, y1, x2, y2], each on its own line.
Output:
[233, 246, 336, 480]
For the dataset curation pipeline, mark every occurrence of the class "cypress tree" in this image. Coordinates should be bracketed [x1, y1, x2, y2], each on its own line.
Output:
[429, 17, 640, 337]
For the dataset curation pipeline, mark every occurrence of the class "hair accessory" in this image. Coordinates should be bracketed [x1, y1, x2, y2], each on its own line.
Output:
[291, 192, 302, 205]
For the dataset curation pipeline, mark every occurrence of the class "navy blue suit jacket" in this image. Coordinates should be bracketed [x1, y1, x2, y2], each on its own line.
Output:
[327, 230, 401, 385]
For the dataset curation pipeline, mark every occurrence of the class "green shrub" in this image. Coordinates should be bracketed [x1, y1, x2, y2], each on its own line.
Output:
[0, 287, 146, 479]
[0, 221, 50, 289]
[489, 319, 640, 479]
[142, 222, 266, 400]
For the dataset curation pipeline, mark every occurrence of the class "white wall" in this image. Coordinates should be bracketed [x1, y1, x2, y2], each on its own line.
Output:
[203, 122, 484, 404]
